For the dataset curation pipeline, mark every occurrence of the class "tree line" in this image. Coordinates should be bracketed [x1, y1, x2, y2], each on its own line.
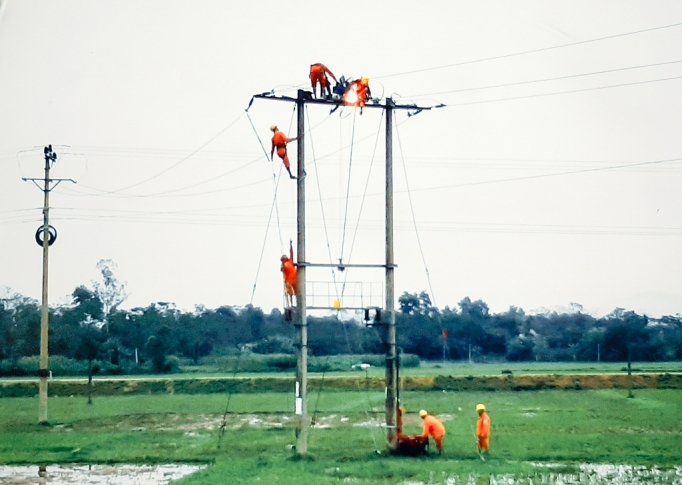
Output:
[1, 265, 681, 375]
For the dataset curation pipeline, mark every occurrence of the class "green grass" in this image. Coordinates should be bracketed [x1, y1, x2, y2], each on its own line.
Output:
[401, 360, 682, 377]
[1, 388, 681, 483]
[25, 359, 678, 381]
[135, 359, 682, 379]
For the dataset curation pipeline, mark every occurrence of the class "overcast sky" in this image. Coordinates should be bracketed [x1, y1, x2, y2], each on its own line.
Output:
[1, 1, 682, 318]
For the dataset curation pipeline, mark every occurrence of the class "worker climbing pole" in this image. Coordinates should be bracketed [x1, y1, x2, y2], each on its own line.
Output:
[280, 239, 297, 308]
[270, 125, 297, 180]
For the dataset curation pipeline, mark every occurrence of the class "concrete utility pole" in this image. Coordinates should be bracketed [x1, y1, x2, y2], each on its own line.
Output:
[384, 99, 398, 451]
[295, 90, 309, 454]
[23, 145, 74, 423]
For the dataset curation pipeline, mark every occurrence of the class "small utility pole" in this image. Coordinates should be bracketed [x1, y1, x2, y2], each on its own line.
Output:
[23, 145, 74, 423]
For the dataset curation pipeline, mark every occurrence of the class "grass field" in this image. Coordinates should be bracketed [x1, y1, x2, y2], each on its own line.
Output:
[2, 359, 677, 383]
[160, 360, 682, 380]
[1, 384, 681, 484]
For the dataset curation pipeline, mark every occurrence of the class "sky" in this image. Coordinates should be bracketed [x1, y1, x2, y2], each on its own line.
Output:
[1, 1, 682, 319]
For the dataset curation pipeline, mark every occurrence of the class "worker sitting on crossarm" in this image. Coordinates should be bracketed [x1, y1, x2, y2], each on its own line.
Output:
[343, 77, 371, 114]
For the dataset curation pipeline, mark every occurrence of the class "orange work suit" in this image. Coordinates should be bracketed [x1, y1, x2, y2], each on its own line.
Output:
[343, 79, 372, 113]
[421, 415, 446, 452]
[476, 412, 490, 451]
[355, 82, 368, 108]
[397, 406, 405, 440]
[281, 245, 297, 299]
[310, 63, 337, 97]
[271, 131, 294, 170]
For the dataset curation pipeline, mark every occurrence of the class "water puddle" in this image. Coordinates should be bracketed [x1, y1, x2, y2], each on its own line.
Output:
[0, 463, 205, 484]
[407, 464, 682, 485]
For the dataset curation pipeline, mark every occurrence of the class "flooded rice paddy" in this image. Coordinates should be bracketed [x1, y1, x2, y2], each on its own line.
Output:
[2, 463, 679, 484]
[3, 413, 679, 483]
[401, 464, 682, 485]
[0, 464, 205, 484]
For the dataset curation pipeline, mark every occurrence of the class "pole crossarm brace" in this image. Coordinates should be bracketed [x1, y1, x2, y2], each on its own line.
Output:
[251, 92, 435, 113]
[22, 178, 76, 191]
[298, 262, 397, 269]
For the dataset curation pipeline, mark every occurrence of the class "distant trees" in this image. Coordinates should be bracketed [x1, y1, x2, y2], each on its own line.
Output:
[1, 281, 682, 375]
[93, 259, 127, 331]
[396, 291, 682, 364]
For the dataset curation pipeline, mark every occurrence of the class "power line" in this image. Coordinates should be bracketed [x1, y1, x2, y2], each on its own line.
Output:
[58, 161, 266, 199]
[407, 59, 682, 99]
[94, 112, 245, 196]
[36, 154, 678, 218]
[433, 74, 682, 107]
[406, 156, 682, 193]
[374, 21, 682, 80]
[10, 210, 681, 237]
[395, 113, 437, 308]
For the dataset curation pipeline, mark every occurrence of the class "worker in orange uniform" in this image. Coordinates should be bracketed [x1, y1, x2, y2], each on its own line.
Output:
[270, 125, 297, 180]
[343, 77, 372, 114]
[419, 409, 446, 455]
[280, 239, 297, 307]
[397, 405, 406, 440]
[475, 404, 491, 454]
[309, 63, 338, 99]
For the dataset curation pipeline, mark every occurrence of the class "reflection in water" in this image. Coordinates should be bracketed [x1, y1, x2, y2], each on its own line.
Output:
[0, 464, 205, 484]
[444, 464, 682, 484]
[1, 463, 680, 484]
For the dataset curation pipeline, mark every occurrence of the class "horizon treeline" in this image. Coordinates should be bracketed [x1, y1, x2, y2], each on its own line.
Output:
[1, 285, 681, 375]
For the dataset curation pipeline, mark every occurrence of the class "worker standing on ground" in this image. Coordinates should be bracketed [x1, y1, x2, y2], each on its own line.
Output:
[270, 125, 297, 180]
[280, 240, 297, 307]
[419, 409, 446, 455]
[475, 404, 491, 454]
[343, 77, 371, 114]
[309, 63, 337, 99]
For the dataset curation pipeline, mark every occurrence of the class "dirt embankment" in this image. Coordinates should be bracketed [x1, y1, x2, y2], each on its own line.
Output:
[1, 372, 680, 398]
[429, 372, 682, 391]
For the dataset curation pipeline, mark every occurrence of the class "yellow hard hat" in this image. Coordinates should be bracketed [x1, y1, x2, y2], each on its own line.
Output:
[361, 77, 369, 85]
[270, 125, 278, 131]
[476, 404, 486, 412]
[419, 409, 428, 418]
